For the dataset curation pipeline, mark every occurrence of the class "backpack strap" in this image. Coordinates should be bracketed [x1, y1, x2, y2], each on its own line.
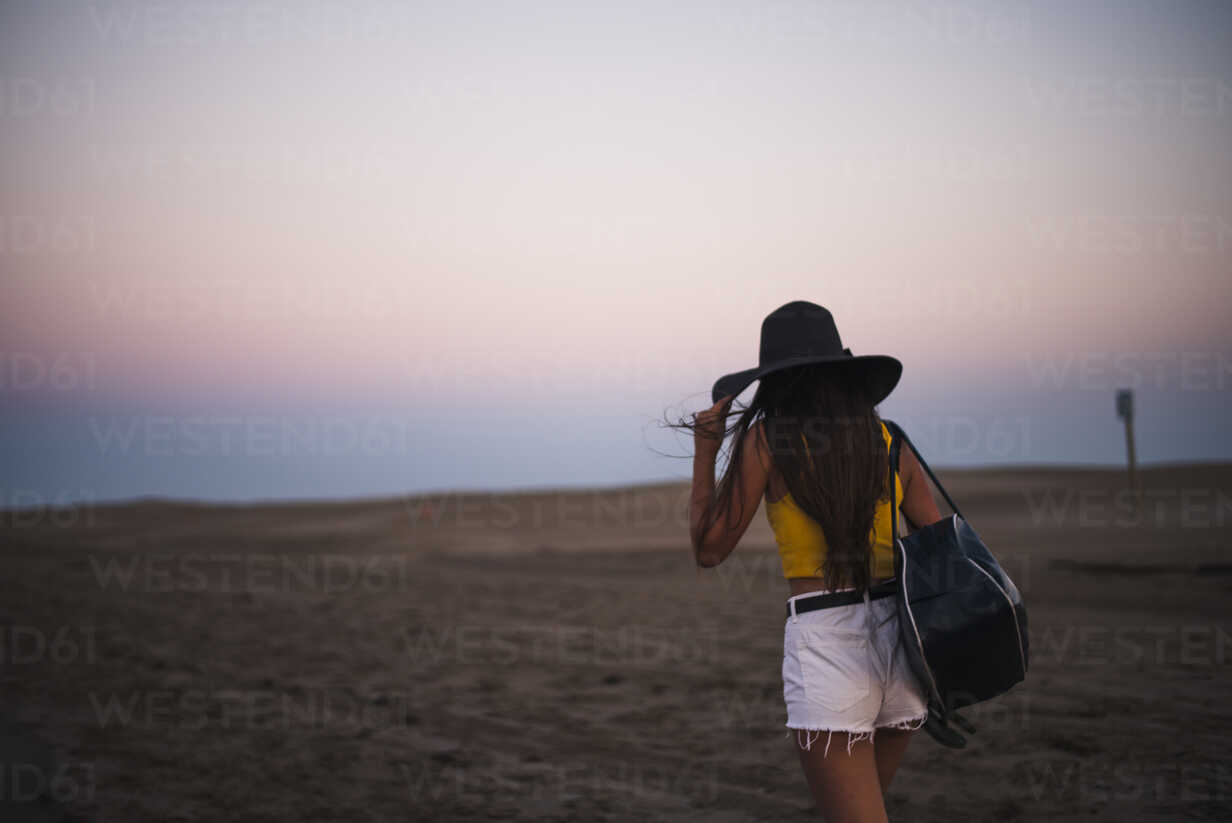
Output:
[888, 422, 902, 545]
[882, 418, 964, 522]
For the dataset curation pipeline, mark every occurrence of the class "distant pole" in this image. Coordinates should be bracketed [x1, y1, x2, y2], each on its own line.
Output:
[1115, 389, 1140, 513]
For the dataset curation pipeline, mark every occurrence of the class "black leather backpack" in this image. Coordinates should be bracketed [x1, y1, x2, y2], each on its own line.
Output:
[884, 419, 1029, 748]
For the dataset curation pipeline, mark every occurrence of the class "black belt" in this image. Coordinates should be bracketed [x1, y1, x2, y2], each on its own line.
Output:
[786, 579, 898, 618]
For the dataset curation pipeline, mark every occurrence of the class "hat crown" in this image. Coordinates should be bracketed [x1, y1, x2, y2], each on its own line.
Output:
[758, 301, 845, 365]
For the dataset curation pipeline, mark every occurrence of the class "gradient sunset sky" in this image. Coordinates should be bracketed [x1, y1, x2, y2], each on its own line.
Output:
[3, 0, 1230, 502]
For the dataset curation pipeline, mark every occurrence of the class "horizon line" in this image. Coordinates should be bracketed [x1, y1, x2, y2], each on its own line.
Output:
[5, 458, 1230, 512]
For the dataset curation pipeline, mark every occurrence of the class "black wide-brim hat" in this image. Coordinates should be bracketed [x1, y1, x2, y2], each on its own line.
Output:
[711, 300, 902, 405]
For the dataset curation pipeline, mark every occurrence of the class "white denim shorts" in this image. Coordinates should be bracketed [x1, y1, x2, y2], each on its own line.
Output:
[783, 583, 930, 756]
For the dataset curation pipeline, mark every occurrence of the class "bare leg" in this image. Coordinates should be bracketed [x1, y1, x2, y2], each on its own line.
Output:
[872, 727, 915, 792]
[793, 730, 888, 822]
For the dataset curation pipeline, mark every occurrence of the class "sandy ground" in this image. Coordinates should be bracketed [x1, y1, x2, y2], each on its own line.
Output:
[2, 464, 1230, 821]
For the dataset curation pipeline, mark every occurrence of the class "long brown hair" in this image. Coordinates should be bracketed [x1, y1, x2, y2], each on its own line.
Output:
[686, 363, 889, 592]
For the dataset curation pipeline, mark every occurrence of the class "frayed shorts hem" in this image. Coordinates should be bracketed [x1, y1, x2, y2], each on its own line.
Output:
[784, 712, 928, 756]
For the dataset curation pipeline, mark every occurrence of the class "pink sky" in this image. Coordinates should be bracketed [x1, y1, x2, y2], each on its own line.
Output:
[2, 0, 1230, 500]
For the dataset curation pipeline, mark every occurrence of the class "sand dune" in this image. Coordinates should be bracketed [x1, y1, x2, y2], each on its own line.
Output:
[2, 464, 1230, 820]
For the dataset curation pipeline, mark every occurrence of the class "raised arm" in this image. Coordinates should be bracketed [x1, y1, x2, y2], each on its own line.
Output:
[689, 401, 772, 567]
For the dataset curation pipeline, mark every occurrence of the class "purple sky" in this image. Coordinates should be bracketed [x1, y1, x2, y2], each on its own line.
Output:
[2, 0, 1230, 503]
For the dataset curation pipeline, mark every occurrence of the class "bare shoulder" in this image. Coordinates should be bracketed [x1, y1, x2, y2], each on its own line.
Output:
[889, 423, 922, 488]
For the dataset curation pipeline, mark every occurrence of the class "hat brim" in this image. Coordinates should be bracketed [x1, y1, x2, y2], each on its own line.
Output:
[711, 354, 902, 406]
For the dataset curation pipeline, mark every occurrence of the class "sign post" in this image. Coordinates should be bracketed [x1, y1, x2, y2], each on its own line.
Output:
[1115, 389, 1140, 513]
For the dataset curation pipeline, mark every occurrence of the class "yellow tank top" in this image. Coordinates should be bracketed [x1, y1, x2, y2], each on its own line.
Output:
[765, 419, 902, 581]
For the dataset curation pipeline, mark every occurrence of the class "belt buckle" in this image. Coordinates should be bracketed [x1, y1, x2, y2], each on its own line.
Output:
[787, 589, 825, 621]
